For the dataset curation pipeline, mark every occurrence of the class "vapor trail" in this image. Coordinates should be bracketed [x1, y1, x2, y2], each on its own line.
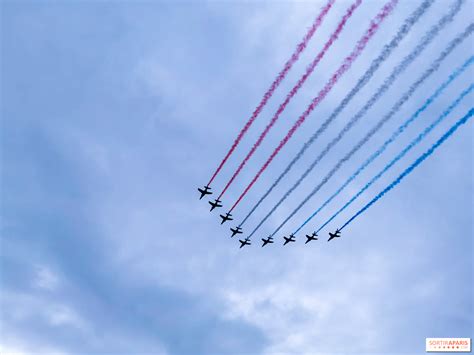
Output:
[206, 0, 335, 186]
[295, 57, 474, 234]
[228, 0, 399, 211]
[340, 107, 473, 231]
[217, 0, 363, 199]
[252, 2, 467, 239]
[317, 83, 473, 233]
[238, 0, 435, 229]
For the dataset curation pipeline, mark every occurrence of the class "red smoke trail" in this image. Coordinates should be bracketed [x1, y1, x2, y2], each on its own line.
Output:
[229, 0, 398, 212]
[217, 0, 362, 200]
[207, 0, 335, 186]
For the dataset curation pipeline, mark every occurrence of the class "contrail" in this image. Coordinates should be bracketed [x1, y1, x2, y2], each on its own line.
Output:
[216, 0, 363, 199]
[206, 0, 335, 186]
[295, 56, 474, 234]
[228, 0, 399, 212]
[339, 107, 474, 231]
[251, 3, 467, 239]
[317, 83, 473, 233]
[238, 0, 435, 229]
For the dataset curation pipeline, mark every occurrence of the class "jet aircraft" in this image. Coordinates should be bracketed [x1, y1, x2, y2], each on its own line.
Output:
[198, 185, 212, 200]
[239, 237, 251, 248]
[230, 226, 243, 237]
[208, 199, 222, 211]
[305, 232, 318, 244]
[261, 236, 274, 247]
[283, 234, 296, 246]
[219, 212, 233, 224]
[328, 229, 341, 242]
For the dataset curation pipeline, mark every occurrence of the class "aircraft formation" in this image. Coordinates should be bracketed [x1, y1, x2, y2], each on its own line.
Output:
[196, 0, 473, 248]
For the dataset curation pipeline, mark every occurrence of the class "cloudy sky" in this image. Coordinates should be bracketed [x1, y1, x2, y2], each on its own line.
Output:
[1, 0, 472, 354]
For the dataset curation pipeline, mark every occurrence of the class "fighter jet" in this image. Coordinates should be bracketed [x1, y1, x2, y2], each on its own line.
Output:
[283, 234, 296, 246]
[230, 226, 243, 237]
[328, 229, 341, 242]
[219, 212, 233, 224]
[239, 237, 251, 249]
[261, 236, 274, 247]
[208, 199, 222, 211]
[305, 232, 318, 244]
[198, 185, 212, 200]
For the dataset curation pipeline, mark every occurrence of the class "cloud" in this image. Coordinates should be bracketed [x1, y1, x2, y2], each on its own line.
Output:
[34, 265, 59, 291]
[219, 251, 385, 353]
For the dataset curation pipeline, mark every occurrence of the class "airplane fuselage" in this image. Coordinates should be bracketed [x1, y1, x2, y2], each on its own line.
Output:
[220, 213, 233, 224]
[305, 235, 318, 244]
[327, 231, 341, 242]
[239, 239, 251, 248]
[230, 227, 242, 237]
[198, 185, 212, 200]
[261, 238, 274, 247]
[209, 199, 222, 211]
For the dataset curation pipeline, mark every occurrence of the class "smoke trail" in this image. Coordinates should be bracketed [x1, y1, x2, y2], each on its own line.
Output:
[207, 0, 335, 186]
[317, 84, 473, 233]
[228, 0, 399, 211]
[238, 0, 435, 228]
[295, 56, 474, 234]
[250, 3, 467, 239]
[217, 0, 363, 199]
[340, 107, 474, 231]
[269, 22, 472, 237]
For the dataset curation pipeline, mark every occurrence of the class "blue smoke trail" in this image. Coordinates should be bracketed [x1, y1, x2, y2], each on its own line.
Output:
[263, 20, 472, 239]
[294, 56, 474, 234]
[317, 84, 473, 233]
[340, 108, 474, 231]
[237, 0, 436, 229]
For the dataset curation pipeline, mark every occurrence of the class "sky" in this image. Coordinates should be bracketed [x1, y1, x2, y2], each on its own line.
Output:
[0, 0, 472, 354]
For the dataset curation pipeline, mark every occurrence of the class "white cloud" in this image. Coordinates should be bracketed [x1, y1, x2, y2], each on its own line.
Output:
[0, 340, 66, 355]
[34, 265, 59, 291]
[2, 290, 88, 333]
[0, 344, 28, 355]
[220, 251, 387, 353]
[47, 305, 87, 331]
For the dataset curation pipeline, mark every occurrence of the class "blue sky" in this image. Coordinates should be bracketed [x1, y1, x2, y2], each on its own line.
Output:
[1, 0, 472, 354]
